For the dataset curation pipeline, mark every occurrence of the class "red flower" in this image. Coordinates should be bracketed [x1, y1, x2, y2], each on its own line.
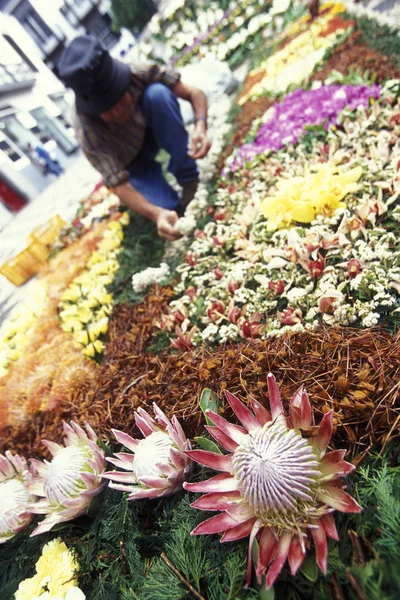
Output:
[185, 252, 197, 266]
[267, 279, 285, 295]
[309, 257, 325, 278]
[347, 258, 362, 279]
[214, 267, 224, 280]
[206, 301, 225, 323]
[170, 326, 197, 351]
[239, 313, 263, 339]
[277, 307, 302, 325]
[227, 279, 240, 294]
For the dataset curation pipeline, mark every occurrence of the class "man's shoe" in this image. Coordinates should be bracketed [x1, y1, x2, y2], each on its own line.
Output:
[181, 177, 199, 211]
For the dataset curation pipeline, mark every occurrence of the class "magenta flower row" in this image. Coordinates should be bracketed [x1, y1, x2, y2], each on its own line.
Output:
[228, 84, 381, 171]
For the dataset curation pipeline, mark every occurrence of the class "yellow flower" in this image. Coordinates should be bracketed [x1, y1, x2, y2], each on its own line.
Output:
[119, 211, 130, 225]
[74, 330, 89, 346]
[60, 318, 84, 333]
[261, 163, 362, 231]
[82, 344, 95, 357]
[93, 340, 105, 354]
[87, 317, 109, 341]
[15, 539, 80, 600]
[58, 215, 126, 358]
[61, 285, 82, 303]
[15, 573, 44, 599]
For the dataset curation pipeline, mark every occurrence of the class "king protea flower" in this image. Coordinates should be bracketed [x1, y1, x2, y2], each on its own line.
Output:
[27, 421, 107, 536]
[0, 451, 37, 543]
[183, 374, 361, 588]
[102, 403, 192, 499]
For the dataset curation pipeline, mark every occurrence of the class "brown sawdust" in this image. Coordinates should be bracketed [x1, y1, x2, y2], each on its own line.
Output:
[311, 30, 400, 83]
[3, 286, 399, 463]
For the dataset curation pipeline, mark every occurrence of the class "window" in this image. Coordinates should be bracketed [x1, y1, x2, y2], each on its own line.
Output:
[85, 11, 119, 49]
[0, 132, 29, 170]
[60, 5, 79, 26]
[21, 10, 53, 47]
[30, 106, 78, 154]
[0, 35, 36, 90]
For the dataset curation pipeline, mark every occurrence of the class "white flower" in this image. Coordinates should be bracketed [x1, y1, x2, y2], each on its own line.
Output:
[0, 451, 37, 543]
[132, 263, 170, 294]
[102, 404, 192, 499]
[177, 214, 196, 235]
[27, 422, 106, 536]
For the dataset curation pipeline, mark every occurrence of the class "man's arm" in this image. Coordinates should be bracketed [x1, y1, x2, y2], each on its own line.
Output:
[172, 80, 211, 160]
[114, 181, 181, 240]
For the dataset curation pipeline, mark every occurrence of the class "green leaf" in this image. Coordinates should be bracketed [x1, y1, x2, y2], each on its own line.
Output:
[199, 388, 220, 425]
[300, 552, 318, 581]
[194, 436, 222, 454]
[87, 489, 106, 518]
[259, 587, 275, 600]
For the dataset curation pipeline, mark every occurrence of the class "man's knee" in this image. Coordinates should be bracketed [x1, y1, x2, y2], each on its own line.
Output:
[143, 82, 172, 108]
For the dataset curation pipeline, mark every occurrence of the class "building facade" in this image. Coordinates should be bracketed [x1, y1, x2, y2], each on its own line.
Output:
[0, 14, 81, 215]
[0, 0, 134, 216]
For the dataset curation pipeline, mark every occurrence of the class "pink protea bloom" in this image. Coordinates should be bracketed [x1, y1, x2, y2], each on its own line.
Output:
[184, 374, 361, 588]
[0, 452, 38, 543]
[102, 404, 192, 500]
[194, 229, 207, 240]
[303, 233, 320, 256]
[308, 257, 325, 279]
[27, 422, 107, 536]
[228, 302, 242, 324]
[321, 234, 340, 250]
[214, 207, 227, 222]
[185, 286, 198, 300]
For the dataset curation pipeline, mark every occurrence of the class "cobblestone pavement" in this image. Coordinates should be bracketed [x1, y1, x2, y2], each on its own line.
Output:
[0, 154, 100, 327]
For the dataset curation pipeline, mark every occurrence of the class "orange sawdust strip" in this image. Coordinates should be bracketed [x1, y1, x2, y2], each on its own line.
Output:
[3, 285, 399, 463]
[0, 220, 115, 431]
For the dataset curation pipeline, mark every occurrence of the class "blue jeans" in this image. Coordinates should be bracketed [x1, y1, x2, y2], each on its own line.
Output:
[128, 83, 199, 211]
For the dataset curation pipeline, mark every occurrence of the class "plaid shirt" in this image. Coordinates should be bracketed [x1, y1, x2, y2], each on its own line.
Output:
[74, 62, 181, 188]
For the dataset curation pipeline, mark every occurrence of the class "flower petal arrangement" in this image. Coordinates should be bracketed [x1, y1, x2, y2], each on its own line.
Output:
[238, 3, 351, 104]
[27, 421, 106, 536]
[261, 162, 363, 230]
[229, 83, 380, 170]
[102, 403, 192, 499]
[0, 451, 37, 543]
[184, 374, 361, 588]
[160, 80, 400, 345]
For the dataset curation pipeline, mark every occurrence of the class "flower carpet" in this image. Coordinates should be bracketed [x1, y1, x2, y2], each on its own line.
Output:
[1, 2, 400, 599]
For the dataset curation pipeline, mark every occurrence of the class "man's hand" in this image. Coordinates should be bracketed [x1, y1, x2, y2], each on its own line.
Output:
[189, 122, 211, 160]
[156, 209, 182, 240]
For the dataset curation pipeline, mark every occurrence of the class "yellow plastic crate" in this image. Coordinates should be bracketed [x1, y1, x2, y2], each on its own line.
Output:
[0, 215, 65, 286]
[0, 243, 45, 286]
[26, 214, 65, 247]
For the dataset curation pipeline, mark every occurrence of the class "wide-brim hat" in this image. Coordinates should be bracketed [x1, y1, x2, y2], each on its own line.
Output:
[57, 35, 131, 115]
